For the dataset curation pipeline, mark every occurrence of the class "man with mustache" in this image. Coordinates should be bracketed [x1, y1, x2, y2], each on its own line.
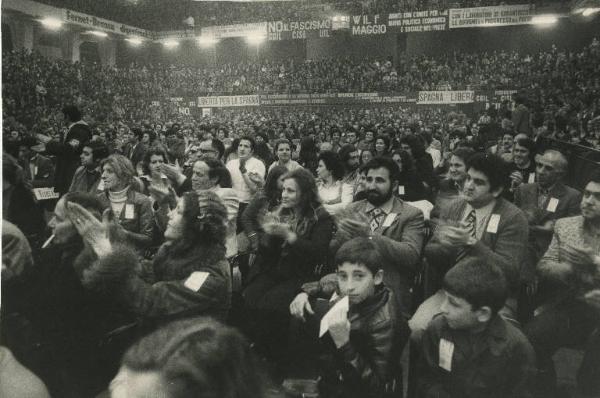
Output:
[328, 156, 425, 316]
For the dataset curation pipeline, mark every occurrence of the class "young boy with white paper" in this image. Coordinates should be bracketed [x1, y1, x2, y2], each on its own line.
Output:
[289, 237, 409, 398]
[416, 258, 536, 398]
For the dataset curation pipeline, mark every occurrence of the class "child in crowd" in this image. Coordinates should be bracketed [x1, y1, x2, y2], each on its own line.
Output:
[416, 258, 536, 398]
[289, 237, 409, 398]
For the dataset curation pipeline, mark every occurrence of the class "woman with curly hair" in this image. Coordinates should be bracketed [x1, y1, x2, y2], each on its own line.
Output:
[67, 190, 232, 323]
[109, 317, 270, 398]
[241, 168, 334, 364]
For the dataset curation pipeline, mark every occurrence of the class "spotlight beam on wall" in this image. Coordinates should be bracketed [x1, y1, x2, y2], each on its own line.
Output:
[39, 17, 63, 30]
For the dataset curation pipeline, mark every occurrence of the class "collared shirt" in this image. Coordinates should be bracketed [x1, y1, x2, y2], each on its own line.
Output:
[365, 197, 395, 233]
[462, 199, 496, 241]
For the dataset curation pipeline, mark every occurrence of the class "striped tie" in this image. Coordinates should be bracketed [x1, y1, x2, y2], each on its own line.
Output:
[465, 210, 477, 238]
[370, 208, 385, 233]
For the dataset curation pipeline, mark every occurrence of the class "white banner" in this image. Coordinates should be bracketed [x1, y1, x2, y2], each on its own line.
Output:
[449, 4, 535, 28]
[63, 9, 154, 38]
[201, 22, 267, 39]
[417, 91, 474, 104]
[197, 95, 260, 108]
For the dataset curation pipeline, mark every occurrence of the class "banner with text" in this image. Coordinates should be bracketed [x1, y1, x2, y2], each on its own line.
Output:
[197, 95, 260, 107]
[388, 10, 448, 33]
[63, 9, 153, 39]
[417, 91, 474, 104]
[350, 14, 388, 36]
[260, 93, 418, 105]
[449, 4, 535, 29]
[201, 22, 267, 39]
[267, 19, 332, 41]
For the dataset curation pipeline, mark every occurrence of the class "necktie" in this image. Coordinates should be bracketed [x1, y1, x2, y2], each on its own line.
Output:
[370, 208, 385, 233]
[465, 209, 477, 238]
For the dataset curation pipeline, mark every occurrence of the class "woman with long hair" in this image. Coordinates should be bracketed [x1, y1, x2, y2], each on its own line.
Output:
[67, 190, 231, 323]
[400, 135, 436, 192]
[241, 169, 334, 361]
[298, 136, 319, 175]
[391, 150, 428, 201]
[316, 151, 353, 215]
[241, 165, 288, 252]
[373, 134, 391, 158]
[109, 317, 269, 398]
[97, 154, 154, 250]
[139, 148, 171, 196]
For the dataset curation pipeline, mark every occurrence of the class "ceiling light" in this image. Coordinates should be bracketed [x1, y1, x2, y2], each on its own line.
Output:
[40, 17, 63, 30]
[531, 15, 559, 25]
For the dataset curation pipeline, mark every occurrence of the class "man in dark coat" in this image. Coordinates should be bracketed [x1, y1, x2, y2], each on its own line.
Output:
[35, 105, 90, 195]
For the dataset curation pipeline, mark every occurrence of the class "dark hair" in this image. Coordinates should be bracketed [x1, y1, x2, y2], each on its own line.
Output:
[62, 105, 82, 122]
[338, 144, 357, 163]
[391, 150, 414, 172]
[83, 141, 109, 163]
[400, 135, 426, 158]
[467, 153, 509, 193]
[172, 191, 227, 256]
[335, 237, 382, 275]
[586, 170, 600, 185]
[2, 155, 20, 186]
[318, 151, 345, 181]
[62, 192, 107, 220]
[264, 165, 287, 207]
[282, 168, 321, 221]
[443, 258, 508, 315]
[514, 137, 536, 158]
[374, 135, 391, 155]
[451, 147, 476, 166]
[121, 317, 268, 398]
[211, 139, 225, 159]
[132, 127, 144, 141]
[363, 156, 401, 183]
[204, 158, 232, 188]
[142, 148, 168, 175]
[273, 138, 292, 154]
[239, 136, 256, 151]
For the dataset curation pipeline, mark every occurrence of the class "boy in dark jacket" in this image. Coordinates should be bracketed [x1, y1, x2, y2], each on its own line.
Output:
[416, 258, 536, 398]
[289, 237, 409, 397]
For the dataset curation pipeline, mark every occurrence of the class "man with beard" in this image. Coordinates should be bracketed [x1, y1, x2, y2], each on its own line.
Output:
[339, 144, 361, 197]
[410, 153, 528, 337]
[327, 156, 425, 316]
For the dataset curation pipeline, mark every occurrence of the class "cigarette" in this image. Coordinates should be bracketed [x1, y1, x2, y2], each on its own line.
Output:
[42, 234, 55, 249]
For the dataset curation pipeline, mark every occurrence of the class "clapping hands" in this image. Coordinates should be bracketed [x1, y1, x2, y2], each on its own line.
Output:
[66, 203, 123, 257]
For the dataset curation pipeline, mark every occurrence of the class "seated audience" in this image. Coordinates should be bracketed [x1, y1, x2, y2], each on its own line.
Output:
[525, 172, 600, 397]
[434, 147, 476, 212]
[416, 258, 536, 398]
[391, 150, 429, 202]
[289, 237, 410, 398]
[316, 151, 353, 215]
[328, 156, 425, 315]
[97, 154, 154, 250]
[69, 141, 109, 194]
[411, 154, 528, 336]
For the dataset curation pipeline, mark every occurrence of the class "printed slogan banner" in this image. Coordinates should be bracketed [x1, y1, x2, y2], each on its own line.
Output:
[350, 14, 388, 35]
[388, 10, 448, 33]
[197, 95, 260, 107]
[417, 91, 475, 104]
[201, 22, 267, 39]
[267, 19, 332, 41]
[449, 4, 536, 28]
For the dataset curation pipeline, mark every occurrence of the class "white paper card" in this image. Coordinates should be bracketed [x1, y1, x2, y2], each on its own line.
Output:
[33, 187, 59, 201]
[124, 204, 135, 219]
[486, 214, 501, 234]
[439, 338, 455, 372]
[183, 271, 209, 292]
[398, 186, 405, 195]
[97, 179, 105, 191]
[319, 296, 349, 338]
[547, 198, 559, 213]
[528, 173, 535, 184]
[382, 212, 397, 228]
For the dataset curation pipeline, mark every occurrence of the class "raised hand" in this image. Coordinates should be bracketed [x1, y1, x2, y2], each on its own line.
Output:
[66, 203, 113, 257]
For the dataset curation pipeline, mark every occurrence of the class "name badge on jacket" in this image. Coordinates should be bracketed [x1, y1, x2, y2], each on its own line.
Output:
[486, 214, 501, 234]
[439, 338, 454, 371]
[124, 204, 135, 220]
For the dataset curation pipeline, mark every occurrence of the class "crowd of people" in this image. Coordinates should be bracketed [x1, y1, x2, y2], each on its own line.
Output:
[37, 0, 564, 30]
[3, 37, 600, 150]
[2, 85, 600, 398]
